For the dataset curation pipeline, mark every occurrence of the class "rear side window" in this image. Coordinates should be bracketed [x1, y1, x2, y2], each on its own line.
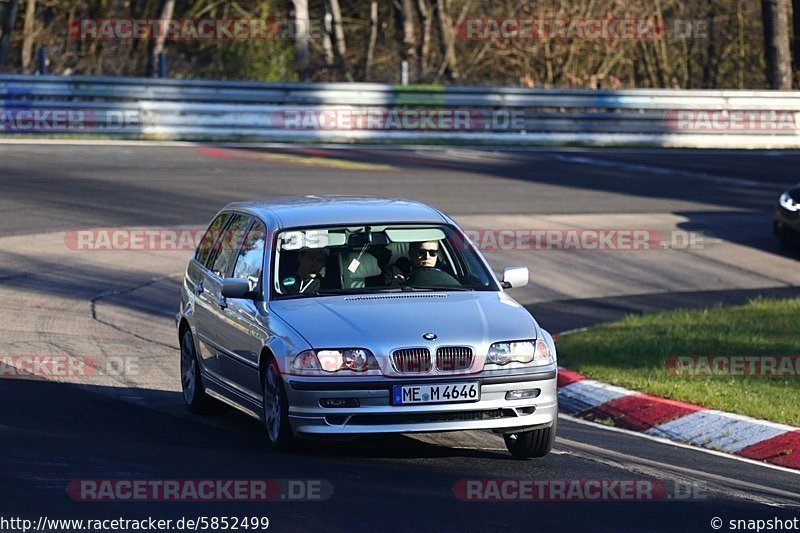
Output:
[195, 213, 229, 267]
[209, 214, 252, 277]
[232, 221, 267, 291]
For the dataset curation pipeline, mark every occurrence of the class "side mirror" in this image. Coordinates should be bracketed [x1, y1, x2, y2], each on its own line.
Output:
[221, 278, 252, 299]
[501, 266, 529, 289]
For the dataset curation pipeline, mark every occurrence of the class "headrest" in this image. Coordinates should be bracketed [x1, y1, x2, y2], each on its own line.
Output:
[343, 251, 382, 278]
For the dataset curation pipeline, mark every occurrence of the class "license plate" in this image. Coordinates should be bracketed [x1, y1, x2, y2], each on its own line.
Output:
[392, 382, 480, 405]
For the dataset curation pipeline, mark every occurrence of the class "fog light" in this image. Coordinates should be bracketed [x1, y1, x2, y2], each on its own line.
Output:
[505, 389, 540, 400]
[320, 398, 360, 408]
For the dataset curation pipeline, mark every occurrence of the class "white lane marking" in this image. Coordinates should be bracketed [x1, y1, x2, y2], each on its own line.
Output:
[555, 154, 762, 188]
[561, 414, 800, 477]
[556, 436, 800, 507]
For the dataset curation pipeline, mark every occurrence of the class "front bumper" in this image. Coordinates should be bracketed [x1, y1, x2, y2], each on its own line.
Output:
[283, 367, 558, 436]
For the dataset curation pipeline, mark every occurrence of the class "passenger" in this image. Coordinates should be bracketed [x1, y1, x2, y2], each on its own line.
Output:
[281, 248, 329, 294]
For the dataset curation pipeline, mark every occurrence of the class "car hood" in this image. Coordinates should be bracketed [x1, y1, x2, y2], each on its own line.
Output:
[269, 291, 539, 353]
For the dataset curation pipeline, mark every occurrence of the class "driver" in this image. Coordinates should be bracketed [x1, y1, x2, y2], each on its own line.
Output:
[383, 240, 438, 284]
[411, 240, 439, 269]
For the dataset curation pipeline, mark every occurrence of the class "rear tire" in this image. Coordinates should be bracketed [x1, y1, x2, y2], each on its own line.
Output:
[262, 358, 295, 450]
[180, 328, 214, 414]
[504, 417, 557, 459]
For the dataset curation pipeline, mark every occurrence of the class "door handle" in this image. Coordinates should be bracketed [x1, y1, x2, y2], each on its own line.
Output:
[217, 296, 228, 310]
[195, 282, 204, 295]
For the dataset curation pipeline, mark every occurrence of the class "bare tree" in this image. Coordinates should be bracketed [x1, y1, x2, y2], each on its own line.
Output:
[0, 0, 19, 71]
[416, 0, 433, 79]
[761, 0, 792, 89]
[322, 5, 335, 68]
[146, 0, 175, 77]
[398, 0, 418, 82]
[792, 0, 800, 86]
[702, 2, 717, 88]
[20, 0, 34, 71]
[365, 1, 378, 80]
[291, 0, 310, 80]
[435, 0, 460, 81]
[329, 0, 352, 81]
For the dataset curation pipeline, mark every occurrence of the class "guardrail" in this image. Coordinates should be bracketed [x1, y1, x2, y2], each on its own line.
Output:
[2, 74, 800, 147]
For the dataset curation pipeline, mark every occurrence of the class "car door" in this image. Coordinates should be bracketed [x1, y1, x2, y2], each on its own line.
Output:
[216, 218, 268, 400]
[195, 212, 252, 380]
[188, 212, 230, 373]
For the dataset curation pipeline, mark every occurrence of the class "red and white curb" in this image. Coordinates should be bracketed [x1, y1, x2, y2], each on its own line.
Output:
[557, 366, 800, 470]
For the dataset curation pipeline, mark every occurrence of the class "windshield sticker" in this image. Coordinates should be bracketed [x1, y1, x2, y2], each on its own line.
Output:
[281, 230, 329, 250]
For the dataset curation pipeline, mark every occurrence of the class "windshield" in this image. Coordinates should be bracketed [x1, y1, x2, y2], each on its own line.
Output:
[271, 224, 498, 298]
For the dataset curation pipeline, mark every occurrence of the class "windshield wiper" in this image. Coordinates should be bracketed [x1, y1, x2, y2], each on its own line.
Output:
[400, 285, 473, 292]
[275, 286, 473, 300]
[274, 288, 364, 299]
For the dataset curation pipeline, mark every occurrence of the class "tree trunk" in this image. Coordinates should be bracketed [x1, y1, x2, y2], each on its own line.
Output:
[738, 0, 746, 88]
[322, 6, 335, 68]
[291, 0, 311, 80]
[436, 0, 459, 81]
[702, 4, 717, 88]
[416, 0, 432, 79]
[399, 0, 418, 82]
[0, 0, 20, 72]
[760, 0, 792, 89]
[20, 0, 34, 71]
[364, 1, 378, 80]
[146, 0, 176, 77]
[792, 0, 800, 86]
[329, 0, 352, 81]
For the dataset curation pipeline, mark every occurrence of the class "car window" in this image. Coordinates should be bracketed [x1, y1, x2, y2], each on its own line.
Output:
[272, 225, 498, 298]
[195, 213, 229, 267]
[232, 220, 267, 291]
[209, 214, 252, 278]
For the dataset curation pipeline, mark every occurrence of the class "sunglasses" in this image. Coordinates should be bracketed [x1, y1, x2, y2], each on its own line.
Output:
[415, 249, 438, 257]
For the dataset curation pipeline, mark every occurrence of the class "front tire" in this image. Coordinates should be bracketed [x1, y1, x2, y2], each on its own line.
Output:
[180, 328, 214, 414]
[504, 417, 557, 459]
[263, 359, 294, 450]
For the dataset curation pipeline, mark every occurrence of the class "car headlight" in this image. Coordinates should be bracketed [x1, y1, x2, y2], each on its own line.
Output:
[486, 339, 554, 366]
[290, 348, 378, 373]
[780, 192, 799, 212]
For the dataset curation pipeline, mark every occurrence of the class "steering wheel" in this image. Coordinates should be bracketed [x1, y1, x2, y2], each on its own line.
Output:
[408, 267, 462, 287]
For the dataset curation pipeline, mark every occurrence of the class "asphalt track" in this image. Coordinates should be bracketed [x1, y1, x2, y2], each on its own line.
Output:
[1, 143, 799, 532]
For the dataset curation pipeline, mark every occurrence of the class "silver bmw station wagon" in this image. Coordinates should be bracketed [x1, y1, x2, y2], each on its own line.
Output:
[177, 196, 558, 458]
